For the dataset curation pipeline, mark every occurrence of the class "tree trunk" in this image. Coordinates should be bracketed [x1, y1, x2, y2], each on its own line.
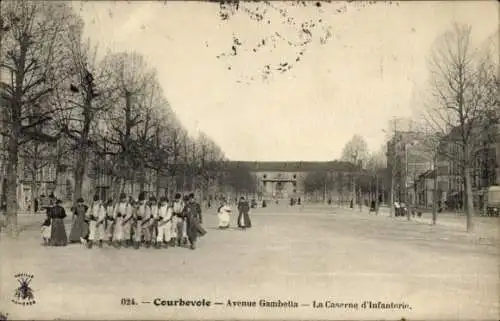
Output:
[463, 166, 474, 232]
[5, 127, 20, 237]
[73, 148, 87, 205]
[30, 176, 37, 214]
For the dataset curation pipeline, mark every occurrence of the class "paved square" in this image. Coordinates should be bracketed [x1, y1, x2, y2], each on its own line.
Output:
[1, 206, 498, 320]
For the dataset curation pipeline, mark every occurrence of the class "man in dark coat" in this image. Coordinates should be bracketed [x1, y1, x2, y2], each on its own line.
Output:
[184, 193, 205, 250]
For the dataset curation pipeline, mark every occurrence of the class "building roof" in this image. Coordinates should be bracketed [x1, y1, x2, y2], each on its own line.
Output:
[223, 161, 356, 172]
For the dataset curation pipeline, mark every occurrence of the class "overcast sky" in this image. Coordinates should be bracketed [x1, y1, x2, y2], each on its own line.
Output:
[76, 1, 498, 161]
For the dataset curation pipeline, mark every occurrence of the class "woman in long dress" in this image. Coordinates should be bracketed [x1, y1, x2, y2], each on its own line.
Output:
[217, 199, 232, 229]
[68, 198, 89, 243]
[49, 199, 68, 246]
[237, 196, 252, 229]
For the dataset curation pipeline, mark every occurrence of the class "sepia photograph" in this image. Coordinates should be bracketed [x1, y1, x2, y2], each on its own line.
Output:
[0, 0, 498, 320]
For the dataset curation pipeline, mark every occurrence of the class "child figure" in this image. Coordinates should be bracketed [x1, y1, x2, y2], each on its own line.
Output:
[41, 215, 51, 245]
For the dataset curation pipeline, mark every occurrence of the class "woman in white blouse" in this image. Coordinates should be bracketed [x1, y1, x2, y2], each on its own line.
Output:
[217, 199, 232, 229]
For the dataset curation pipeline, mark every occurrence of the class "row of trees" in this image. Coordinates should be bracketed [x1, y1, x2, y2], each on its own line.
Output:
[0, 1, 248, 236]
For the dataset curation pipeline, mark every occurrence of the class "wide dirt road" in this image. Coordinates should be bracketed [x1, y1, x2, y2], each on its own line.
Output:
[1, 206, 498, 320]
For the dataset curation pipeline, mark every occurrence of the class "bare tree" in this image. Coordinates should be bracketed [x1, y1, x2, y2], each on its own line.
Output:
[53, 26, 115, 205]
[133, 75, 163, 192]
[194, 132, 226, 202]
[223, 163, 256, 197]
[144, 105, 173, 197]
[365, 148, 387, 212]
[20, 140, 55, 212]
[0, 1, 81, 235]
[166, 123, 186, 195]
[98, 51, 154, 198]
[340, 134, 368, 208]
[421, 24, 499, 232]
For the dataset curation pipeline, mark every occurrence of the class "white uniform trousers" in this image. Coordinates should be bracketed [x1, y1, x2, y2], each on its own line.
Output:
[142, 219, 154, 242]
[115, 217, 132, 241]
[88, 220, 105, 241]
[133, 220, 152, 242]
[156, 220, 172, 242]
[105, 218, 114, 240]
[171, 216, 178, 238]
[173, 216, 187, 239]
[149, 223, 157, 242]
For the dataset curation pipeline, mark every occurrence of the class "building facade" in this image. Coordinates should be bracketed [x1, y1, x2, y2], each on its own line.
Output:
[408, 123, 499, 210]
[386, 131, 433, 204]
[222, 161, 358, 202]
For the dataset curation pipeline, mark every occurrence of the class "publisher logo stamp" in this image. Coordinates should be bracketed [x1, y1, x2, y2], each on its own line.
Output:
[12, 273, 36, 306]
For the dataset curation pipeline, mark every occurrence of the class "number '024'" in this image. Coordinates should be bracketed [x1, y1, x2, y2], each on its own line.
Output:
[121, 298, 136, 305]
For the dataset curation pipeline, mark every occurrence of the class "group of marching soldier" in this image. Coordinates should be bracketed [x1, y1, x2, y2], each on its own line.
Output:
[71, 191, 205, 250]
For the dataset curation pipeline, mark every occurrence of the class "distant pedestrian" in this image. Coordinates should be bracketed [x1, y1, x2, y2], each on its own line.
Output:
[237, 196, 251, 229]
[68, 198, 89, 244]
[49, 199, 68, 246]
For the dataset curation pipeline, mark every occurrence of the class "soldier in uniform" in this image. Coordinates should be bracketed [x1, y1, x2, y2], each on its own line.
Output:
[132, 192, 147, 249]
[149, 196, 159, 243]
[114, 193, 133, 248]
[155, 196, 173, 248]
[139, 196, 155, 248]
[105, 199, 115, 245]
[86, 195, 107, 249]
[171, 193, 187, 247]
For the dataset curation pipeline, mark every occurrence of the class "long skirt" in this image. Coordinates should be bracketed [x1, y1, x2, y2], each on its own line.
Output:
[49, 218, 68, 246]
[237, 211, 251, 228]
[187, 216, 206, 243]
[218, 212, 230, 228]
[68, 215, 89, 243]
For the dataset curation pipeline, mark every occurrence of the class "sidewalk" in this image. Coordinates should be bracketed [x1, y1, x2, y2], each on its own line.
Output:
[376, 206, 499, 240]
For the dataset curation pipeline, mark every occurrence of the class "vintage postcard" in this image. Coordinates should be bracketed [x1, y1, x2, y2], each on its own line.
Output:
[0, 1, 498, 320]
